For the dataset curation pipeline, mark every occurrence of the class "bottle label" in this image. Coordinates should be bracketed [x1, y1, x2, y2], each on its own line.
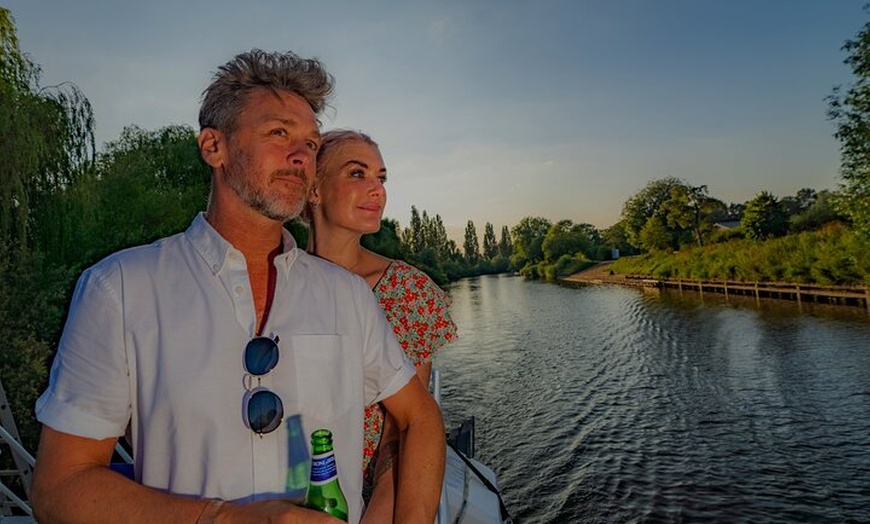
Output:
[309, 451, 338, 485]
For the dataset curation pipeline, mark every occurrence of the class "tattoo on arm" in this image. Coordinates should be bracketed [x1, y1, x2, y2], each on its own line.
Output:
[374, 436, 399, 481]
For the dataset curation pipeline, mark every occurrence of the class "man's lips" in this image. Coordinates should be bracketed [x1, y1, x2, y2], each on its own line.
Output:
[273, 170, 307, 188]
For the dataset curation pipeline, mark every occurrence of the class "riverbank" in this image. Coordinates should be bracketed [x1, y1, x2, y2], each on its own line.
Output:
[561, 261, 870, 311]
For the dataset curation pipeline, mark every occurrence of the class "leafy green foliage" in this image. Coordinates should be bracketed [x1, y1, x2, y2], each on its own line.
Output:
[742, 191, 789, 240]
[612, 223, 869, 285]
[463, 220, 480, 263]
[542, 220, 592, 262]
[362, 218, 406, 260]
[510, 216, 551, 269]
[482, 222, 498, 259]
[639, 216, 671, 252]
[498, 225, 513, 259]
[619, 176, 684, 249]
[827, 11, 870, 237]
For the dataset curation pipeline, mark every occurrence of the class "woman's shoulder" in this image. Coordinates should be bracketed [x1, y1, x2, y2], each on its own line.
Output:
[386, 259, 438, 284]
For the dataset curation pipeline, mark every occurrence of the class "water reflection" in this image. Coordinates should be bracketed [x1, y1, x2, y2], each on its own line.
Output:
[438, 275, 870, 523]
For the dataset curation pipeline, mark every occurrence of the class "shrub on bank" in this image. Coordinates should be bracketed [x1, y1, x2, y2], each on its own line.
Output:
[611, 223, 869, 285]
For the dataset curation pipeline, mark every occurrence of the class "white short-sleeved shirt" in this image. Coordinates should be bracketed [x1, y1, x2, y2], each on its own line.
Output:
[35, 213, 415, 523]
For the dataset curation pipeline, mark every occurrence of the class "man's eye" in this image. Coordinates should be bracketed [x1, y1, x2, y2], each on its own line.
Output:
[307, 141, 319, 151]
[379, 175, 388, 184]
[271, 129, 286, 137]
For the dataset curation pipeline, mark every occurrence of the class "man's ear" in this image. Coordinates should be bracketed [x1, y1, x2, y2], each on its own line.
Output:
[197, 128, 225, 170]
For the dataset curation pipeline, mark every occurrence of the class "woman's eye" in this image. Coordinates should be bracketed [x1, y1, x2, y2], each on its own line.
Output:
[378, 175, 388, 184]
[350, 169, 365, 178]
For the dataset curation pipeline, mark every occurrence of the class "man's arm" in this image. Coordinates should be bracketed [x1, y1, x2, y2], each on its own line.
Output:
[380, 377, 445, 524]
[31, 426, 339, 524]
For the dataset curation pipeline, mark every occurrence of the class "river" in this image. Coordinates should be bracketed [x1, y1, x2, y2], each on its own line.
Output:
[437, 274, 870, 523]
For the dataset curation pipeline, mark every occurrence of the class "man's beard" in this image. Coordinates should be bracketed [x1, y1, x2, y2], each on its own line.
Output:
[224, 148, 307, 222]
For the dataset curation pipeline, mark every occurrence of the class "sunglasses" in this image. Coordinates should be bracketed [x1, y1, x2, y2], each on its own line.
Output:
[242, 335, 284, 435]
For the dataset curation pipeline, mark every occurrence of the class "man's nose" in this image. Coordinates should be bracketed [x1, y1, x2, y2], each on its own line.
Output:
[286, 141, 313, 167]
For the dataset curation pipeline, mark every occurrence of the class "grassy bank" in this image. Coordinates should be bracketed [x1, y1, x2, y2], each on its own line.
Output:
[610, 223, 869, 286]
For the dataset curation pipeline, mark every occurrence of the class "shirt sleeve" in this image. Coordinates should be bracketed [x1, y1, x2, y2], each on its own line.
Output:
[377, 263, 458, 366]
[35, 262, 132, 440]
[407, 268, 457, 364]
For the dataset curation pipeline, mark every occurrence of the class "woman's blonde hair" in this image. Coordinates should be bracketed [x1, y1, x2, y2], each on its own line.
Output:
[301, 129, 379, 224]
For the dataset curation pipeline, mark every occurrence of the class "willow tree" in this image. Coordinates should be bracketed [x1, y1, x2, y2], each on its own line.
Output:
[0, 7, 95, 451]
[0, 7, 95, 260]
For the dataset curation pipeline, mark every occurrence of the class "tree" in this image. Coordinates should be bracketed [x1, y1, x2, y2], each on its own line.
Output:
[542, 220, 591, 262]
[827, 11, 870, 237]
[498, 225, 513, 259]
[742, 191, 789, 240]
[620, 176, 685, 249]
[404, 205, 423, 253]
[69, 125, 209, 265]
[659, 184, 719, 247]
[463, 220, 480, 263]
[781, 188, 817, 216]
[0, 7, 95, 451]
[789, 189, 844, 232]
[362, 218, 405, 259]
[510, 216, 551, 269]
[639, 216, 671, 252]
[0, 7, 95, 259]
[430, 214, 450, 258]
[602, 221, 633, 256]
[482, 222, 498, 259]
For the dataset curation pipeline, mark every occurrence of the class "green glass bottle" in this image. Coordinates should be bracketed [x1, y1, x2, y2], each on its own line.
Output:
[303, 429, 349, 522]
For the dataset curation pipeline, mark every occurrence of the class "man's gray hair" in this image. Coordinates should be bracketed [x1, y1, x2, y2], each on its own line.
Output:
[199, 49, 334, 134]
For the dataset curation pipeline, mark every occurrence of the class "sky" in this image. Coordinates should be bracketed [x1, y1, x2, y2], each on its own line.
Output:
[4, 0, 866, 241]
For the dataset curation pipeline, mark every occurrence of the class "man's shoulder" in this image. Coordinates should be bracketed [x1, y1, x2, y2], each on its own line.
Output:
[86, 231, 188, 277]
[296, 251, 364, 282]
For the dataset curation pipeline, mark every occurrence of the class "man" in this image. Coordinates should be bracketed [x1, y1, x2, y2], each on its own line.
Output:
[31, 49, 445, 524]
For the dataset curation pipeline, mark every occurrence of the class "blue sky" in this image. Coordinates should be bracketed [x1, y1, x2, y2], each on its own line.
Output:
[4, 0, 865, 240]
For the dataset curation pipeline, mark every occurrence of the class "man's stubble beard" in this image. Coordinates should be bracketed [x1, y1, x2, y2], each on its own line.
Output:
[224, 146, 308, 222]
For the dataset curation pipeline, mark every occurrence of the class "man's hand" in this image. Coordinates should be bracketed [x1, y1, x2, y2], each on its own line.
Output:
[215, 500, 343, 524]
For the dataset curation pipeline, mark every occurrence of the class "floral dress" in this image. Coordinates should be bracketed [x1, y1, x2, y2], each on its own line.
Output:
[362, 260, 457, 496]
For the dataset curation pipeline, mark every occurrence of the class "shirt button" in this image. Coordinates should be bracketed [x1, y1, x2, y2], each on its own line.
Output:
[234, 285, 244, 295]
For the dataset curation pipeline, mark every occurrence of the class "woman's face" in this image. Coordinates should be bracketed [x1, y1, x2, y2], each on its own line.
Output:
[314, 140, 387, 235]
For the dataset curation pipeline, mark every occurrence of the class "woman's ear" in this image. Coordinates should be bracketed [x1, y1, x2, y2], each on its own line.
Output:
[197, 128, 225, 169]
[308, 184, 321, 206]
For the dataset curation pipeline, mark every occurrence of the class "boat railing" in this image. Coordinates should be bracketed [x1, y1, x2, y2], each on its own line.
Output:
[0, 377, 34, 519]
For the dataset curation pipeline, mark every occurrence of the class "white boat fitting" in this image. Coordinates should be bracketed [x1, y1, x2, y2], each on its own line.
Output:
[433, 369, 511, 524]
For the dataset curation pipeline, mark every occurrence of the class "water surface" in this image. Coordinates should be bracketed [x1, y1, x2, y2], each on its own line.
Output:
[438, 275, 870, 523]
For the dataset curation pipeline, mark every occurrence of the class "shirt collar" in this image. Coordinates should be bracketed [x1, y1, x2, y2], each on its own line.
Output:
[186, 212, 300, 276]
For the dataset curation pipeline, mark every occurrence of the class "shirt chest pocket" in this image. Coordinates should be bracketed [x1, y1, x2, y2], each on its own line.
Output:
[289, 334, 355, 423]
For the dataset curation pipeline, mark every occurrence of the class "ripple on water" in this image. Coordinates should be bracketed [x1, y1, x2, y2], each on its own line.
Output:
[439, 276, 870, 523]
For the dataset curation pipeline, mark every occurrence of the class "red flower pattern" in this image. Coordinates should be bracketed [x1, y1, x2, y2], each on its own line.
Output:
[363, 260, 458, 489]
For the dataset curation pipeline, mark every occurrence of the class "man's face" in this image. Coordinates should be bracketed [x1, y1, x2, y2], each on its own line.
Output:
[221, 88, 320, 221]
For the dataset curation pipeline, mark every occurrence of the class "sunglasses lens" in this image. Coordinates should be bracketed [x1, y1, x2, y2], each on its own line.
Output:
[245, 337, 279, 376]
[247, 389, 284, 434]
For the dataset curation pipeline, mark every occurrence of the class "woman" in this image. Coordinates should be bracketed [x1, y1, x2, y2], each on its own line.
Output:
[305, 129, 456, 520]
